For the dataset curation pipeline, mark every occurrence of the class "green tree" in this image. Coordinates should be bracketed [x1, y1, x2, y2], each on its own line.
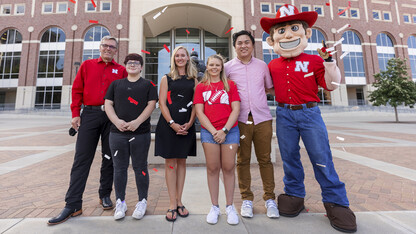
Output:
[368, 58, 416, 122]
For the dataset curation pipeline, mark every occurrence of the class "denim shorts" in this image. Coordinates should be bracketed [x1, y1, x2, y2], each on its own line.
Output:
[200, 126, 240, 145]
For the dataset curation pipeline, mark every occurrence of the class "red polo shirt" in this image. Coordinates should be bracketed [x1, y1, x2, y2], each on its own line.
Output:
[71, 57, 127, 117]
[268, 53, 329, 105]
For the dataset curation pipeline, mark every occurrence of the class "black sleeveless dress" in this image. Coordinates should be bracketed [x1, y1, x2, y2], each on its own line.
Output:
[155, 75, 197, 158]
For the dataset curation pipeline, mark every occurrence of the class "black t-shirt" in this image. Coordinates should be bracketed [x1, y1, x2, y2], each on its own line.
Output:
[105, 77, 158, 134]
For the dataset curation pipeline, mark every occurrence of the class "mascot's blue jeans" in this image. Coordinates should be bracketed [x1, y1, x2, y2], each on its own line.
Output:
[275, 104, 349, 206]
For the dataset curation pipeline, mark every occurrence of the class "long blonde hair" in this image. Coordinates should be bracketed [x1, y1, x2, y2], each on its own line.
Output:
[201, 54, 230, 92]
[168, 46, 198, 80]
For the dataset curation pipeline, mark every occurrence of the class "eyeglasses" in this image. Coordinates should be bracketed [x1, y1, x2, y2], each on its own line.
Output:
[126, 61, 141, 66]
[100, 44, 117, 50]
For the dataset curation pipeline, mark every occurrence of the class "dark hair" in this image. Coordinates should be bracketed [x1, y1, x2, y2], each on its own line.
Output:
[124, 53, 143, 66]
[269, 20, 309, 41]
[232, 30, 255, 47]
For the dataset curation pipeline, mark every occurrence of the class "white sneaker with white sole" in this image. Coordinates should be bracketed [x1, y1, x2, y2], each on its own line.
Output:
[240, 200, 253, 218]
[265, 199, 279, 218]
[226, 205, 239, 225]
[206, 205, 220, 224]
[132, 198, 147, 220]
[114, 199, 127, 220]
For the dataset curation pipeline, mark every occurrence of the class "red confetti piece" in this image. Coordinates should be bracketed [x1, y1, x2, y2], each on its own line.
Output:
[338, 1, 351, 15]
[142, 171, 146, 176]
[326, 3, 330, 6]
[153, 168, 158, 172]
[324, 214, 327, 217]
[91, 0, 96, 8]
[69, 0, 76, 3]
[186, 29, 190, 34]
[169, 166, 174, 169]
[150, 81, 156, 87]
[141, 49, 150, 54]
[192, 48, 194, 51]
[163, 44, 170, 53]
[167, 91, 172, 104]
[89, 20, 99, 24]
[128, 97, 138, 105]
[68, 8, 70, 11]
[225, 27, 234, 34]
[306, 209, 309, 212]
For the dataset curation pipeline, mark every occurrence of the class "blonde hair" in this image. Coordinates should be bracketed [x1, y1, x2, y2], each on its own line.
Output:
[201, 54, 230, 92]
[168, 46, 198, 80]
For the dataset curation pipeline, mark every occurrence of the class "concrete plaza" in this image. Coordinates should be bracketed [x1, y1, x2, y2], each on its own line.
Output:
[0, 108, 415, 233]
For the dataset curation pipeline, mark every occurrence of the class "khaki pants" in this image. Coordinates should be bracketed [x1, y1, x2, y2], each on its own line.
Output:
[237, 116, 275, 201]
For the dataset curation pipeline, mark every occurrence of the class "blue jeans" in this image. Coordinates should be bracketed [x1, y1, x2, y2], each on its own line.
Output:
[275, 104, 349, 206]
[200, 126, 240, 145]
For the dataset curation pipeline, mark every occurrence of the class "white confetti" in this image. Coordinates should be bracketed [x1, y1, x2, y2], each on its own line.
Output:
[240, 135, 245, 140]
[336, 136, 345, 141]
[179, 108, 187, 112]
[153, 12, 161, 19]
[246, 121, 253, 124]
[316, 163, 326, 168]
[333, 37, 344, 47]
[342, 147, 346, 152]
[336, 24, 350, 33]
[104, 154, 110, 160]
[304, 72, 314, 78]
[330, 51, 337, 55]
[129, 137, 135, 142]
[186, 101, 193, 107]
[327, 47, 335, 52]
[162, 6, 168, 12]
[230, 145, 233, 149]
[114, 150, 118, 156]
[340, 51, 350, 60]
[331, 81, 340, 86]
[178, 94, 184, 97]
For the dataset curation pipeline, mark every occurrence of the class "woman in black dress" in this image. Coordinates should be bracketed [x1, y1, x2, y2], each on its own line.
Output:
[155, 46, 197, 222]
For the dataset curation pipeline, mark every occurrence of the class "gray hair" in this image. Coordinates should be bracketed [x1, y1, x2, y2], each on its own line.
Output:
[101, 35, 118, 48]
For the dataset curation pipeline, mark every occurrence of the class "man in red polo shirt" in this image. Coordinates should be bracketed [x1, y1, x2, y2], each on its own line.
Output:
[260, 4, 357, 233]
[48, 36, 127, 225]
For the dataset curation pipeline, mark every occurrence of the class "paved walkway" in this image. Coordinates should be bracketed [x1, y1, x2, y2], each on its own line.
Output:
[0, 110, 415, 233]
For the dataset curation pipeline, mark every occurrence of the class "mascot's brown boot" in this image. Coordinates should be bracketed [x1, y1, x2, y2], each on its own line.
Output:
[277, 194, 305, 217]
[324, 203, 357, 233]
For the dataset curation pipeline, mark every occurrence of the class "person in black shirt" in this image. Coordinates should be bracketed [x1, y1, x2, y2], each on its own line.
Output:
[104, 53, 158, 220]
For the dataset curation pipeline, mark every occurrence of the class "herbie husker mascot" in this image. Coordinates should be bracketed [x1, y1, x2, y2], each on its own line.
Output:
[260, 4, 357, 233]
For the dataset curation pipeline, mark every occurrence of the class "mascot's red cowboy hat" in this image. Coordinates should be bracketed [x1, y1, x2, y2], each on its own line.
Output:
[260, 4, 318, 33]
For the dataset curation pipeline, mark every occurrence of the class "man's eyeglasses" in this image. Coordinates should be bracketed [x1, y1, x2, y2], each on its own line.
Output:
[101, 44, 117, 50]
[126, 61, 141, 66]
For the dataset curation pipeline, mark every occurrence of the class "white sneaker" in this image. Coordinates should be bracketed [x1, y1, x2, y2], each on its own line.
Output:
[132, 198, 147, 220]
[225, 205, 239, 225]
[265, 199, 279, 218]
[240, 200, 253, 218]
[114, 199, 127, 220]
[206, 205, 220, 224]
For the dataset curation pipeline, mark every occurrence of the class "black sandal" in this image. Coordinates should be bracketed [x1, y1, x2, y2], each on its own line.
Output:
[177, 206, 189, 218]
[165, 209, 177, 222]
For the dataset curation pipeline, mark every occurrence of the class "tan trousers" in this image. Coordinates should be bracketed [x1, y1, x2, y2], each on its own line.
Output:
[237, 116, 276, 201]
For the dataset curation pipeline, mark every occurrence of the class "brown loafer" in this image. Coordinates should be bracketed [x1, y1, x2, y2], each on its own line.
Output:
[277, 194, 305, 217]
[324, 203, 357, 233]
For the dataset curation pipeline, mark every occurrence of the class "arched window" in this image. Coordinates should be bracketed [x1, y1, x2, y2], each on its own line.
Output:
[341, 31, 365, 80]
[376, 33, 395, 71]
[408, 35, 416, 81]
[262, 32, 279, 65]
[0, 29, 22, 87]
[35, 27, 65, 109]
[305, 28, 325, 55]
[82, 26, 110, 61]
